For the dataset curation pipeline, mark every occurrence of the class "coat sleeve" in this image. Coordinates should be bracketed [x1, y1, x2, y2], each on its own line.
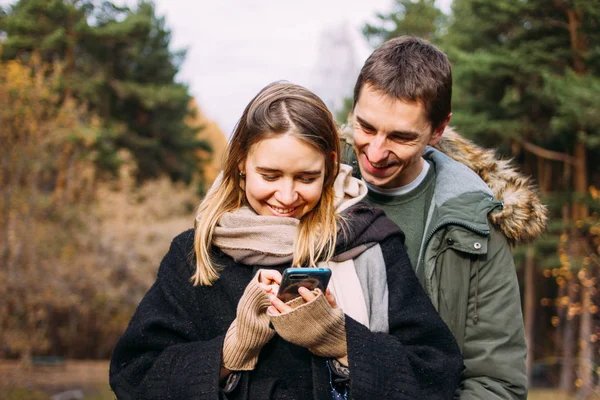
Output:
[457, 228, 528, 400]
[345, 235, 463, 400]
[109, 235, 224, 400]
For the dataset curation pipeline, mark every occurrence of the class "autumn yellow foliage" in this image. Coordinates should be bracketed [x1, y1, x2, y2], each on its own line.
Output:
[0, 54, 206, 360]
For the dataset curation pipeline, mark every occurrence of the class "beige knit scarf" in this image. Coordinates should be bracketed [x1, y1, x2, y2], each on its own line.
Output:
[211, 164, 366, 266]
[214, 207, 299, 266]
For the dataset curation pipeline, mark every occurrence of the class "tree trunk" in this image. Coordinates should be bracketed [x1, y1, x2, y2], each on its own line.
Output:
[54, 143, 73, 205]
[559, 276, 579, 393]
[566, 3, 588, 221]
[577, 266, 593, 398]
[524, 245, 536, 383]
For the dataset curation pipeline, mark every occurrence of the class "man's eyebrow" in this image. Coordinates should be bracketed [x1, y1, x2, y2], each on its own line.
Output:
[355, 115, 376, 130]
[356, 115, 421, 139]
[389, 129, 421, 140]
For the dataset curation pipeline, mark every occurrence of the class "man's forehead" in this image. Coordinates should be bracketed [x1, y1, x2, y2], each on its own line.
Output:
[354, 97, 431, 134]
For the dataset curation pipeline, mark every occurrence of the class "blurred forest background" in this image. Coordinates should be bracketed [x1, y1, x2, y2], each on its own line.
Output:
[1, 0, 600, 398]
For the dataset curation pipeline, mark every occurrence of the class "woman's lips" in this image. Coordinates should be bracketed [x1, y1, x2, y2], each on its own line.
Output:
[268, 204, 300, 217]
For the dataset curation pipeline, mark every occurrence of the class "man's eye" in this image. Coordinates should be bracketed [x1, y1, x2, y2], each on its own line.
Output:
[360, 125, 375, 134]
[390, 135, 410, 142]
[261, 175, 278, 181]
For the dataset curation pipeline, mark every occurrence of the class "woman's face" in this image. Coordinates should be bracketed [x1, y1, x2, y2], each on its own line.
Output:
[243, 134, 326, 219]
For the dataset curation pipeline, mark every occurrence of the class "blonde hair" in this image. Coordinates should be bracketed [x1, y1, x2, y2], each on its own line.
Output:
[192, 82, 341, 286]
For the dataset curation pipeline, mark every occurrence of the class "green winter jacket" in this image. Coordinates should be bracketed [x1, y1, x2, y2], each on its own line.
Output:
[341, 127, 547, 400]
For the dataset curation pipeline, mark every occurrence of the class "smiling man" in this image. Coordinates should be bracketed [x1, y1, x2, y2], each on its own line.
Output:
[342, 36, 546, 399]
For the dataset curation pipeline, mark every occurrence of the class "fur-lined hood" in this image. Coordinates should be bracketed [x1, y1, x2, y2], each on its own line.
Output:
[435, 127, 547, 245]
[341, 125, 548, 245]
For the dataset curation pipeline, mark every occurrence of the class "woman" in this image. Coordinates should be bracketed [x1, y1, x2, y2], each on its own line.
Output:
[109, 82, 463, 400]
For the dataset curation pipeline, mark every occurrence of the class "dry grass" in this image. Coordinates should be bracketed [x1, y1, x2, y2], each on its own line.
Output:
[529, 389, 600, 400]
[93, 175, 199, 289]
[0, 360, 112, 399]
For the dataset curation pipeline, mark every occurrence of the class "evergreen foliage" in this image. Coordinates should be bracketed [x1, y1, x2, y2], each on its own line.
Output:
[363, 0, 446, 46]
[0, 0, 211, 182]
[445, 0, 600, 157]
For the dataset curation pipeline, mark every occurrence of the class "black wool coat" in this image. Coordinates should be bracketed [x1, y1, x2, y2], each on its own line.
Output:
[109, 204, 463, 400]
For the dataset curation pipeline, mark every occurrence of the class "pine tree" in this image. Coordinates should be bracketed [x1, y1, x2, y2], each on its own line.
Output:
[362, 0, 446, 46]
[0, 0, 211, 182]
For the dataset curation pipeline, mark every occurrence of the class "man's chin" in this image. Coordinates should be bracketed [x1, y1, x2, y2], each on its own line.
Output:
[361, 172, 398, 189]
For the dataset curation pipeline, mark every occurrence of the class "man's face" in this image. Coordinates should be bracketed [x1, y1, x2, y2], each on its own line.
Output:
[352, 84, 445, 189]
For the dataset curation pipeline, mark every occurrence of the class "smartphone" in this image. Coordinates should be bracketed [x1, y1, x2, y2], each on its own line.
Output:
[276, 267, 332, 303]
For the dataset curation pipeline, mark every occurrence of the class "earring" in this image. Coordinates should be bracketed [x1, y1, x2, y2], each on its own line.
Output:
[239, 171, 246, 191]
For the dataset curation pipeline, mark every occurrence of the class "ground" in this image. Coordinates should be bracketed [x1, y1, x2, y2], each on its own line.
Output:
[1, 359, 599, 399]
[0, 360, 113, 400]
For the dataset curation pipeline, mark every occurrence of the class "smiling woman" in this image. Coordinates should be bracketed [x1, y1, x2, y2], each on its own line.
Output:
[191, 81, 342, 286]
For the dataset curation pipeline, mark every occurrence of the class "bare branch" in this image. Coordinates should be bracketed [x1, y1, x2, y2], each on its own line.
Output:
[521, 140, 578, 165]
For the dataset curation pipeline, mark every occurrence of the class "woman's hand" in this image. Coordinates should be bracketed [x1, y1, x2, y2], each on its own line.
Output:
[221, 271, 276, 372]
[267, 287, 347, 359]
[257, 269, 282, 297]
[268, 286, 337, 316]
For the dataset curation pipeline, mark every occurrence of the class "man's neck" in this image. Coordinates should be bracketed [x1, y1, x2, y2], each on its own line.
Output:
[365, 158, 429, 196]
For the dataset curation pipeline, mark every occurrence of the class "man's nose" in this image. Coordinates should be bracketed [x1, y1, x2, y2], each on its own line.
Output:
[367, 134, 389, 163]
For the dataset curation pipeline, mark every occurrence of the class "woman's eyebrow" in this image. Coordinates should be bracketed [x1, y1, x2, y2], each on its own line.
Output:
[255, 167, 322, 175]
[299, 170, 322, 176]
[255, 167, 281, 173]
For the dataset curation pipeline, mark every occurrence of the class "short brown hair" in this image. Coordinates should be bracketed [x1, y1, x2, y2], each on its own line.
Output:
[353, 36, 452, 131]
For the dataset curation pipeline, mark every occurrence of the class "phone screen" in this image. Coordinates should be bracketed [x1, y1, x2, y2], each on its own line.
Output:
[276, 268, 331, 303]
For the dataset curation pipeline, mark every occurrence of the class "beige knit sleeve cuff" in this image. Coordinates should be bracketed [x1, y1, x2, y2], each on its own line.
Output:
[222, 273, 274, 371]
[270, 289, 347, 358]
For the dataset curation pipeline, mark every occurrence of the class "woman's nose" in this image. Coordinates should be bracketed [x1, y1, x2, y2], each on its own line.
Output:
[275, 181, 299, 205]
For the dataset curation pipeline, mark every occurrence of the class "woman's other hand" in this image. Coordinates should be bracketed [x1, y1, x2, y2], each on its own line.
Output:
[267, 287, 347, 359]
[257, 269, 282, 297]
[267, 287, 337, 316]
[221, 271, 276, 373]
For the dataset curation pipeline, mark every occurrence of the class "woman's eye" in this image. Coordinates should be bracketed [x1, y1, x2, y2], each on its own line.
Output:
[261, 175, 278, 182]
[299, 177, 317, 184]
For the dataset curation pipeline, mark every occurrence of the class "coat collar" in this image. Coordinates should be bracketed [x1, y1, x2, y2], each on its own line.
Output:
[433, 127, 548, 245]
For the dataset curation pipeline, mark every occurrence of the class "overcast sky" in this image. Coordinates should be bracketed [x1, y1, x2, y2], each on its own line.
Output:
[148, 0, 394, 135]
[1, 0, 452, 136]
[130, 0, 452, 136]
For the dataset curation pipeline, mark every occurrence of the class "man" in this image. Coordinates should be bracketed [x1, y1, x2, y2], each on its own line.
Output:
[341, 36, 547, 399]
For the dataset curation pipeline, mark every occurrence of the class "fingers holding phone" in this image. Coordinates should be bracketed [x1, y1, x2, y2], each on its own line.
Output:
[323, 288, 337, 308]
[269, 286, 315, 315]
[257, 269, 282, 296]
[268, 267, 337, 315]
